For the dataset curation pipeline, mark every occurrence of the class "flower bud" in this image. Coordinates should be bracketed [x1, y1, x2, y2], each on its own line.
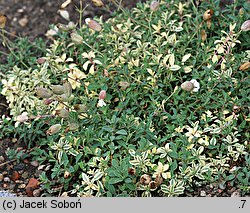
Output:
[55, 108, 69, 118]
[44, 98, 54, 105]
[46, 124, 61, 135]
[67, 122, 79, 131]
[140, 174, 151, 185]
[203, 9, 214, 21]
[74, 104, 88, 112]
[16, 112, 29, 123]
[201, 30, 207, 42]
[239, 8, 244, 16]
[51, 85, 65, 95]
[241, 20, 250, 31]
[103, 69, 109, 77]
[99, 90, 106, 100]
[37, 57, 46, 64]
[57, 94, 69, 102]
[70, 32, 83, 44]
[128, 167, 136, 176]
[63, 80, 72, 97]
[150, 1, 159, 12]
[91, 0, 104, 7]
[181, 81, 194, 92]
[154, 174, 163, 186]
[36, 87, 53, 98]
[118, 81, 130, 90]
[0, 13, 7, 29]
[233, 105, 240, 114]
[239, 61, 250, 71]
[85, 18, 102, 32]
[149, 181, 158, 190]
[181, 79, 200, 92]
[64, 171, 71, 179]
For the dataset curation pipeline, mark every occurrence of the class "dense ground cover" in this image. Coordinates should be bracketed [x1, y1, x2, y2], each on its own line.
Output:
[0, 0, 249, 197]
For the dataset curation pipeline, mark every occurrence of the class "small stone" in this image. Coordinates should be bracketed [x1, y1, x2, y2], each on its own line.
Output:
[219, 183, 226, 190]
[209, 184, 214, 189]
[231, 190, 241, 197]
[12, 138, 18, 143]
[34, 170, 43, 177]
[200, 190, 206, 197]
[33, 189, 41, 197]
[228, 187, 236, 194]
[11, 171, 20, 181]
[9, 183, 16, 190]
[0, 156, 5, 162]
[21, 171, 29, 179]
[0, 173, 4, 181]
[14, 164, 25, 171]
[30, 161, 39, 167]
[18, 16, 29, 27]
[218, 189, 223, 194]
[3, 177, 10, 182]
[18, 184, 26, 189]
[26, 178, 39, 197]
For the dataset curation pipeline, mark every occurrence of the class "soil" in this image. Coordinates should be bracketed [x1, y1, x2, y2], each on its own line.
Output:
[0, 0, 248, 197]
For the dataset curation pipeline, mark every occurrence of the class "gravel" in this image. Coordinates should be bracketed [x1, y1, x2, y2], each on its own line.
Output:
[0, 190, 16, 197]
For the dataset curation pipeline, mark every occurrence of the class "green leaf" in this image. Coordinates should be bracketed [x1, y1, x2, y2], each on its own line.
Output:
[170, 65, 181, 71]
[227, 174, 235, 181]
[109, 177, 124, 184]
[169, 151, 178, 159]
[115, 129, 128, 135]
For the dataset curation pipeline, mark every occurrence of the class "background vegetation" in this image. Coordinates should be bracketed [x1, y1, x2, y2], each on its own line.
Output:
[0, 0, 249, 197]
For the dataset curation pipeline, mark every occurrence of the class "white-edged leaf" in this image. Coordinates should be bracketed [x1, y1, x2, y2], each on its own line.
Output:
[184, 66, 192, 73]
[83, 61, 91, 71]
[170, 65, 181, 71]
[128, 149, 136, 157]
[169, 54, 175, 66]
[182, 53, 191, 63]
[93, 171, 103, 182]
[212, 127, 221, 134]
[61, 0, 72, 8]
[82, 172, 90, 183]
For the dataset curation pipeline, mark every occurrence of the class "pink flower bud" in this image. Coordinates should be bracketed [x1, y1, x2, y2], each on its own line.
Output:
[150, 1, 159, 12]
[241, 20, 250, 31]
[85, 18, 102, 32]
[37, 57, 46, 64]
[99, 90, 106, 100]
[44, 98, 54, 105]
[140, 174, 151, 185]
[181, 81, 194, 92]
[16, 112, 29, 123]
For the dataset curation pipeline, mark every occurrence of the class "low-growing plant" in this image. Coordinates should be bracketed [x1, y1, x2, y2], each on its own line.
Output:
[0, 0, 249, 196]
